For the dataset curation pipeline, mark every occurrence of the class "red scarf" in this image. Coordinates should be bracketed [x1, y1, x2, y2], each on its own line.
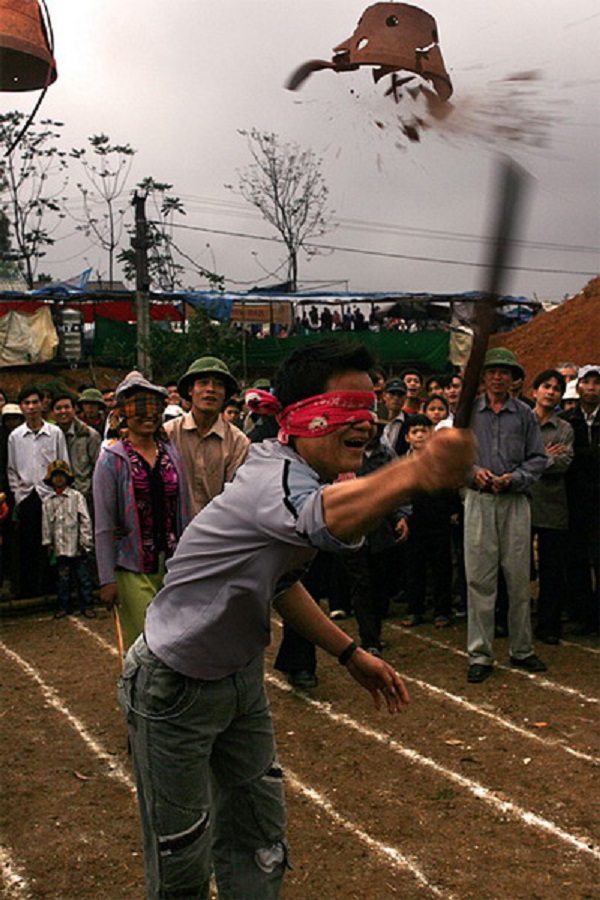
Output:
[244, 389, 376, 443]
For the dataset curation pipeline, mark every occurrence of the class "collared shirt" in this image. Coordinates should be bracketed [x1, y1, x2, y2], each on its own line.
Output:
[7, 421, 69, 505]
[583, 403, 600, 431]
[529, 413, 574, 530]
[145, 440, 363, 680]
[41, 486, 93, 557]
[165, 412, 249, 515]
[469, 394, 547, 493]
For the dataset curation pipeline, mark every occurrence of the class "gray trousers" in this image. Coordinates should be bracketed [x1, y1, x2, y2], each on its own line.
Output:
[120, 637, 287, 899]
[464, 489, 534, 665]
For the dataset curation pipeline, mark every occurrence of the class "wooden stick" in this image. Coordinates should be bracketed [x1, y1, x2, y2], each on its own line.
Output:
[112, 606, 125, 664]
[454, 157, 530, 428]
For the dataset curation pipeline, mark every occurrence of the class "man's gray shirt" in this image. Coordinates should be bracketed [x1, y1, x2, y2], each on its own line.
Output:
[145, 440, 362, 680]
[469, 395, 547, 493]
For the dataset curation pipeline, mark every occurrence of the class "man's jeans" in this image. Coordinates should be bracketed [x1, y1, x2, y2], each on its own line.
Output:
[119, 637, 287, 899]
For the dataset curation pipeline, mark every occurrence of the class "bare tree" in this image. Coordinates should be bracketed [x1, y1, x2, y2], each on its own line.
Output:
[70, 133, 135, 286]
[230, 128, 333, 292]
[0, 112, 68, 287]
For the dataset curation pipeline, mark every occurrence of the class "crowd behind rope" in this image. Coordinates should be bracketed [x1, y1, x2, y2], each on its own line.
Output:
[0, 352, 597, 667]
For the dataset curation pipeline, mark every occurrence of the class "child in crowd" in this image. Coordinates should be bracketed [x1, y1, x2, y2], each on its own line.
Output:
[401, 415, 458, 628]
[423, 394, 451, 429]
[41, 459, 95, 619]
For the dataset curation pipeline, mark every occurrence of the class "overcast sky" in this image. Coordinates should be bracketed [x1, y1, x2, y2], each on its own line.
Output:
[3, 1, 599, 300]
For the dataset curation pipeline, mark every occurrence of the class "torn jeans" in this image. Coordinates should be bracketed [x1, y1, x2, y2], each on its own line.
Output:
[119, 636, 287, 899]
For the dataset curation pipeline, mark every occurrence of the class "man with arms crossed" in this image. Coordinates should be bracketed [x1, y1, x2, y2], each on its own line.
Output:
[119, 340, 474, 898]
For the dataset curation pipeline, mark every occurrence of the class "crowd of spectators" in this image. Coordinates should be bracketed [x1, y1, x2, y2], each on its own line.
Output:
[0, 351, 597, 677]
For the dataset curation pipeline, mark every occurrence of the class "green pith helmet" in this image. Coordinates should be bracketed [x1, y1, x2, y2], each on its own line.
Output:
[77, 388, 106, 407]
[178, 357, 238, 401]
[482, 347, 524, 381]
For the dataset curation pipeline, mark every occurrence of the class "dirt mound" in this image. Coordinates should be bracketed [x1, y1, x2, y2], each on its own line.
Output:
[490, 278, 600, 392]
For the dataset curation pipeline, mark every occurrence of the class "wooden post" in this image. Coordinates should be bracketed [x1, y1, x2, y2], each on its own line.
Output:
[131, 191, 152, 377]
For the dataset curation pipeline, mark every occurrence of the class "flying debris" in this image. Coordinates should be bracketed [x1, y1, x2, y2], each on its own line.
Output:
[286, 2, 452, 103]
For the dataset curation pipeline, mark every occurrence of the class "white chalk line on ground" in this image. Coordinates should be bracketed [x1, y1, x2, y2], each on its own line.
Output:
[401, 674, 600, 766]
[3, 625, 450, 899]
[82, 619, 599, 764]
[560, 638, 600, 656]
[0, 638, 134, 793]
[389, 624, 600, 705]
[0, 845, 32, 899]
[70, 615, 121, 656]
[286, 770, 454, 899]
[270, 617, 599, 763]
[267, 673, 600, 862]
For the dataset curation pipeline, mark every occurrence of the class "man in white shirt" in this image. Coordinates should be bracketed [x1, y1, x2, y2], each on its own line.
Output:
[7, 386, 68, 598]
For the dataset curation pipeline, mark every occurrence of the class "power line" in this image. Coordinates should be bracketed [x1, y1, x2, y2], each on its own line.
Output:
[165, 221, 599, 278]
[174, 193, 599, 255]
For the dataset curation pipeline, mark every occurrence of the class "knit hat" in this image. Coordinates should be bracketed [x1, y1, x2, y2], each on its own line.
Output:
[77, 388, 106, 407]
[43, 459, 74, 486]
[178, 357, 238, 401]
[482, 347, 524, 380]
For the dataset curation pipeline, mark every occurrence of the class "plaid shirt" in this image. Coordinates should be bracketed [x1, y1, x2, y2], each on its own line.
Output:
[42, 487, 93, 558]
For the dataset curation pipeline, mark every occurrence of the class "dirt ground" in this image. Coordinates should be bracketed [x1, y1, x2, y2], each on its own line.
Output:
[1, 605, 599, 900]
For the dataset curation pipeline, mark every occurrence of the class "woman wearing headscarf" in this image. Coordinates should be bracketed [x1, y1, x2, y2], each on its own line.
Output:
[93, 372, 191, 647]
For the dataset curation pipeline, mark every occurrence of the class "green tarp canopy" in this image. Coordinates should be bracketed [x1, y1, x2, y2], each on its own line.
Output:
[244, 331, 450, 372]
[94, 317, 451, 375]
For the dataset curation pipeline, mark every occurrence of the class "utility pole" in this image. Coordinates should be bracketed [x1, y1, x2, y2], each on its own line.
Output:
[131, 191, 152, 377]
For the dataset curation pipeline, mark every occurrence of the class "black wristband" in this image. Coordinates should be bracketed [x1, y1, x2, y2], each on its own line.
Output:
[338, 640, 358, 666]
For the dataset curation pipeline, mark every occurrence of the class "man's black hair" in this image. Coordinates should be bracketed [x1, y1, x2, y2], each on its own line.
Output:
[425, 374, 442, 390]
[18, 385, 43, 404]
[400, 366, 423, 383]
[274, 338, 375, 409]
[51, 392, 77, 409]
[440, 372, 463, 389]
[532, 369, 566, 393]
[406, 413, 433, 430]
[369, 363, 386, 381]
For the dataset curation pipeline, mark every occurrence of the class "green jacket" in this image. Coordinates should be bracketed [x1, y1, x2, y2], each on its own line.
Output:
[64, 417, 102, 502]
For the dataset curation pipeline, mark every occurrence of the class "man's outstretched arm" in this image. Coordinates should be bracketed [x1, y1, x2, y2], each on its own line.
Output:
[322, 428, 475, 542]
[274, 581, 409, 714]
